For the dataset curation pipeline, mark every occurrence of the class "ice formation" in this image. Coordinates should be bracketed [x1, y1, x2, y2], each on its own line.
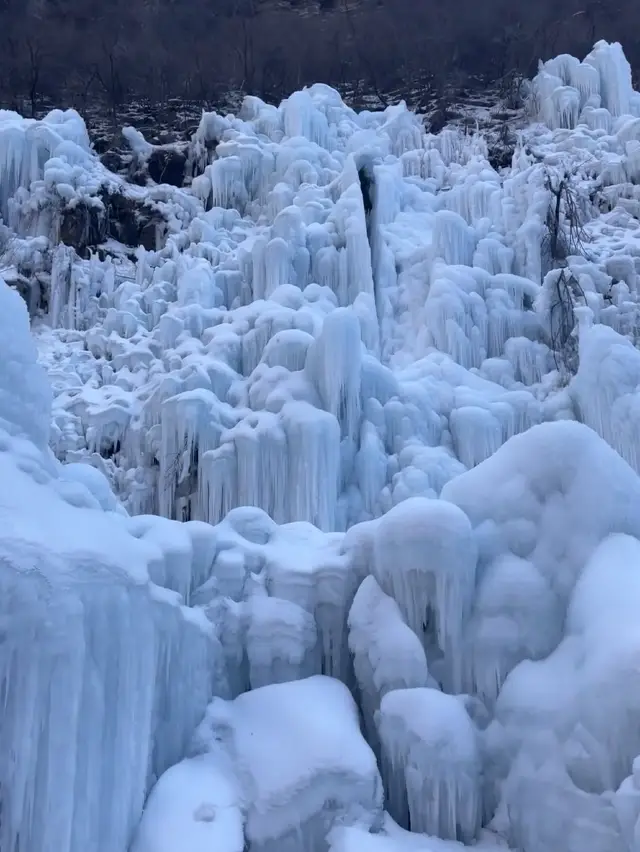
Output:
[4, 36, 640, 852]
[376, 688, 481, 842]
[185, 676, 384, 852]
[348, 575, 433, 754]
[0, 277, 226, 852]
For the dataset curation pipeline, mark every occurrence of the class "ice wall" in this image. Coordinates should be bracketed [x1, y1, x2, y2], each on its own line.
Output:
[0, 274, 227, 852]
[14, 82, 562, 529]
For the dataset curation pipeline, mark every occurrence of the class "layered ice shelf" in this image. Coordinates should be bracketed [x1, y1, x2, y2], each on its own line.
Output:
[3, 36, 640, 852]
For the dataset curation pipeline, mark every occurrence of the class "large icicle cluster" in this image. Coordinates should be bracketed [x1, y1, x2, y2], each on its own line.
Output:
[2, 71, 568, 529]
[5, 36, 640, 852]
[0, 275, 227, 852]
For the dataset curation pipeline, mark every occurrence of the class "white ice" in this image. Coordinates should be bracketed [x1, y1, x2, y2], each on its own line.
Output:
[376, 688, 480, 843]
[182, 675, 383, 852]
[131, 752, 244, 852]
[0, 275, 227, 852]
[4, 35, 640, 852]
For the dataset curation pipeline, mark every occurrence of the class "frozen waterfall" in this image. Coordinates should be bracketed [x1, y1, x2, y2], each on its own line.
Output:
[3, 36, 640, 852]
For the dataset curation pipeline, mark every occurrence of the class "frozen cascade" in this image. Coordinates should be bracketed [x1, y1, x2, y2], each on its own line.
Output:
[371, 498, 477, 691]
[0, 108, 91, 221]
[348, 575, 433, 755]
[7, 36, 640, 852]
[376, 688, 481, 842]
[305, 306, 363, 441]
[0, 276, 227, 852]
[7, 64, 582, 526]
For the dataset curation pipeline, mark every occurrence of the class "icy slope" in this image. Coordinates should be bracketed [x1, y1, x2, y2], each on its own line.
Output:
[4, 36, 640, 852]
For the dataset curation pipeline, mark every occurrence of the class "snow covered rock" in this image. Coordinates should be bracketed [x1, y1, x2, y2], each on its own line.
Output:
[188, 676, 384, 852]
[329, 815, 507, 852]
[492, 534, 640, 804]
[131, 753, 244, 852]
[442, 419, 640, 703]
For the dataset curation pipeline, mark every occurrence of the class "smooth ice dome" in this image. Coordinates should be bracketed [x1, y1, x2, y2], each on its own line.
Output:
[131, 754, 244, 852]
[165, 676, 384, 852]
[4, 35, 640, 852]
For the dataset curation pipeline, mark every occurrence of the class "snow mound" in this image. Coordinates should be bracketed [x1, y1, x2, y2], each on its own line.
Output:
[488, 533, 640, 851]
[442, 419, 640, 703]
[131, 753, 244, 852]
[329, 816, 507, 852]
[185, 675, 383, 852]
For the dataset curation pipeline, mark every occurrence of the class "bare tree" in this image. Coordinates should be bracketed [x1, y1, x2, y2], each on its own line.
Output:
[1, 0, 640, 115]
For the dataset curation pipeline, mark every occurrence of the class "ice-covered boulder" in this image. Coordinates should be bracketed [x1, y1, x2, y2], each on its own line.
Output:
[442, 419, 640, 701]
[329, 816, 507, 852]
[131, 752, 244, 852]
[189, 676, 384, 852]
[493, 534, 640, 800]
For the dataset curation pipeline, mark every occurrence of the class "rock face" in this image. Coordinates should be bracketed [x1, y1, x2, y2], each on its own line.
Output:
[57, 189, 165, 257]
[58, 201, 104, 255]
[101, 190, 164, 249]
[147, 147, 188, 187]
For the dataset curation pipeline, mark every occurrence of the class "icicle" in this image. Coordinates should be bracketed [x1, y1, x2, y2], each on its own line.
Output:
[206, 157, 249, 212]
[264, 237, 293, 297]
[279, 401, 340, 529]
[348, 575, 432, 756]
[372, 497, 477, 692]
[432, 210, 476, 266]
[376, 688, 481, 842]
[304, 307, 362, 442]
